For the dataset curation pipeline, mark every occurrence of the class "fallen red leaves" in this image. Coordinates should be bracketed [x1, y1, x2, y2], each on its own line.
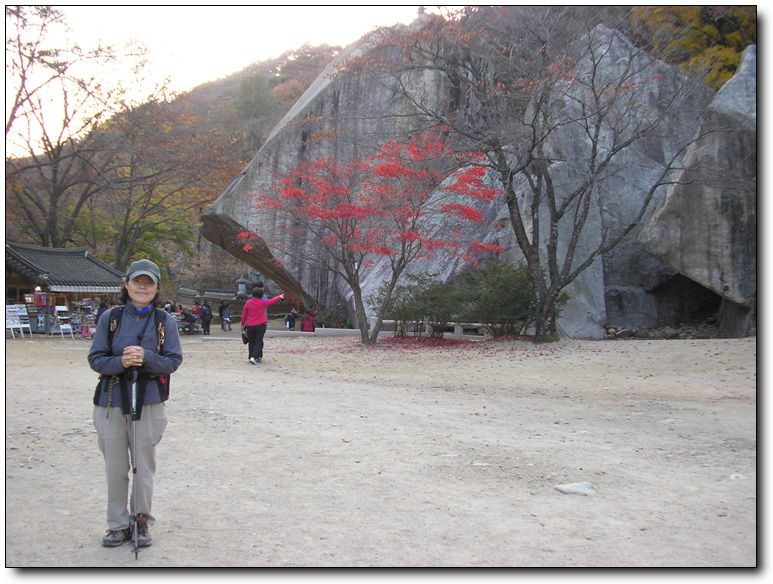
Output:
[376, 334, 537, 350]
[380, 336, 477, 349]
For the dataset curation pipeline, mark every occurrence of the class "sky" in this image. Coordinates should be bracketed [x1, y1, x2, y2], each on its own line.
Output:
[57, 5, 430, 95]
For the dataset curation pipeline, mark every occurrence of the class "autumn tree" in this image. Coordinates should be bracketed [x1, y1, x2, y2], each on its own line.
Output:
[266, 43, 341, 108]
[232, 72, 281, 151]
[72, 99, 209, 270]
[6, 6, 109, 246]
[251, 133, 501, 345]
[5, 72, 124, 248]
[5, 5, 166, 251]
[228, 44, 340, 153]
[353, 6, 719, 342]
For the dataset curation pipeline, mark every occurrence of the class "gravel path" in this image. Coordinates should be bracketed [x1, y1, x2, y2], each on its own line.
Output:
[5, 332, 757, 567]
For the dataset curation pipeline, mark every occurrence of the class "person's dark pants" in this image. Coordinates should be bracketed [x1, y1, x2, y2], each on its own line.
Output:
[202, 320, 211, 335]
[247, 323, 268, 360]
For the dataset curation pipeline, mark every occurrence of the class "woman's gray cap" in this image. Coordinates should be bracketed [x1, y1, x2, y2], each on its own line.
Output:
[126, 259, 160, 283]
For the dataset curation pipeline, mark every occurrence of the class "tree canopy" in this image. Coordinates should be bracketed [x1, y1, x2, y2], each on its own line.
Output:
[250, 133, 502, 344]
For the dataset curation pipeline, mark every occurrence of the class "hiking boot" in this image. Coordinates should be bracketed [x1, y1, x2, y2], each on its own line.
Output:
[133, 514, 152, 547]
[102, 528, 131, 547]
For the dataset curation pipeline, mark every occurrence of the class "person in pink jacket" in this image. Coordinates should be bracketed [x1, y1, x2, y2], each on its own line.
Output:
[241, 286, 285, 364]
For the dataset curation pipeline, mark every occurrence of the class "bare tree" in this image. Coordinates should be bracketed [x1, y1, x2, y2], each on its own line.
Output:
[5, 6, 68, 137]
[5, 6, 178, 254]
[6, 6, 122, 247]
[354, 6, 716, 342]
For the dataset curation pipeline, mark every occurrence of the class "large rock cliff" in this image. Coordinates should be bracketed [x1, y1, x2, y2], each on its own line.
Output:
[639, 46, 757, 337]
[488, 26, 716, 338]
[202, 21, 753, 338]
[201, 29, 434, 316]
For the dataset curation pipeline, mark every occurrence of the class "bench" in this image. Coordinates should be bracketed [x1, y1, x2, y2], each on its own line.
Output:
[5, 305, 33, 338]
[369, 317, 487, 337]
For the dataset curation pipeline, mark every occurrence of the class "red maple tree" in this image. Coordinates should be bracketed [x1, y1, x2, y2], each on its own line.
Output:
[252, 132, 503, 344]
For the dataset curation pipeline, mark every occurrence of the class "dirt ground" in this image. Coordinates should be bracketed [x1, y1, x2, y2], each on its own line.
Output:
[4, 326, 757, 567]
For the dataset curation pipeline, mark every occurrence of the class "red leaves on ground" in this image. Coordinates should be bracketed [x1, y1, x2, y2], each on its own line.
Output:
[380, 336, 476, 349]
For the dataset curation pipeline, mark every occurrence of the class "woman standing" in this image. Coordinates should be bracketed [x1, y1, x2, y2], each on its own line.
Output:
[222, 303, 233, 331]
[241, 285, 285, 364]
[301, 308, 317, 332]
[88, 259, 183, 549]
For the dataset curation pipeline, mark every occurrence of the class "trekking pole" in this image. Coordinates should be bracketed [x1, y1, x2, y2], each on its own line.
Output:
[129, 367, 140, 560]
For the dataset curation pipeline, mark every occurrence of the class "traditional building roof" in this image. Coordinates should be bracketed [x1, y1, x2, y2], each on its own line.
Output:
[5, 241, 125, 293]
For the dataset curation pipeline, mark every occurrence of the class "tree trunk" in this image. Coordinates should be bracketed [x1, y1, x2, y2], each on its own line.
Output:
[357, 310, 372, 345]
[533, 292, 560, 343]
[349, 282, 374, 345]
[367, 266, 406, 345]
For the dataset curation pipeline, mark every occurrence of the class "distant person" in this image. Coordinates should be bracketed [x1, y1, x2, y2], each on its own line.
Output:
[181, 310, 196, 334]
[200, 302, 213, 335]
[96, 300, 108, 323]
[301, 308, 317, 333]
[218, 302, 226, 330]
[222, 304, 232, 331]
[191, 301, 201, 325]
[285, 308, 298, 330]
[241, 286, 285, 364]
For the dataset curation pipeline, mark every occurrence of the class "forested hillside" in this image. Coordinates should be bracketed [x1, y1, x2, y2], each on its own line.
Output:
[6, 5, 340, 291]
[5, 6, 755, 296]
[136, 43, 342, 289]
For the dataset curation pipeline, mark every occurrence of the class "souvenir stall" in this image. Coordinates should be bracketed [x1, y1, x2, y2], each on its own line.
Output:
[5, 242, 125, 337]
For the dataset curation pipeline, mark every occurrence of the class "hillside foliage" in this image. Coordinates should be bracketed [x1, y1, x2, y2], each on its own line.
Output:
[630, 6, 756, 89]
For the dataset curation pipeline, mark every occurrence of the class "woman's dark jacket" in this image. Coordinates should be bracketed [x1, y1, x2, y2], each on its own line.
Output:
[88, 302, 183, 418]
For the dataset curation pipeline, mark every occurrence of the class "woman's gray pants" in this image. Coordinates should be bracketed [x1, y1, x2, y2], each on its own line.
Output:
[93, 403, 168, 531]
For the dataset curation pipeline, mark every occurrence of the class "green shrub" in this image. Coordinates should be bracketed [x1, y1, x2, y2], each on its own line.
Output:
[368, 273, 459, 337]
[453, 261, 536, 337]
[369, 262, 544, 339]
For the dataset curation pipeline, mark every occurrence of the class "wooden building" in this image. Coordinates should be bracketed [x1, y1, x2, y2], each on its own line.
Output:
[5, 242, 125, 334]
